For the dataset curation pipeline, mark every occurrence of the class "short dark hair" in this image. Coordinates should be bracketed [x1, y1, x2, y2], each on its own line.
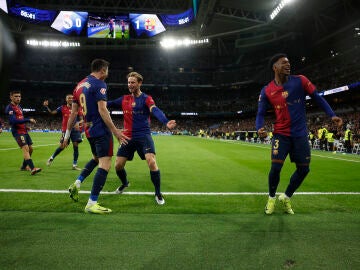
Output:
[269, 53, 287, 71]
[91, 59, 110, 72]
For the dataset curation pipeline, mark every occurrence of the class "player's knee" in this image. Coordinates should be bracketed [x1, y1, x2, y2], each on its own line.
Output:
[115, 163, 124, 171]
[297, 166, 310, 177]
[146, 158, 157, 170]
[270, 162, 283, 173]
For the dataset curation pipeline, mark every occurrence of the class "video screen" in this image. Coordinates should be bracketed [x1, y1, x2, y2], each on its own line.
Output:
[7, 1, 57, 25]
[129, 13, 165, 38]
[0, 0, 7, 13]
[51, 11, 88, 36]
[87, 13, 130, 39]
[159, 8, 194, 27]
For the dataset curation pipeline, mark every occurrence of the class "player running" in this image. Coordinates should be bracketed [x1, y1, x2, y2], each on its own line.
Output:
[43, 95, 83, 170]
[256, 53, 342, 215]
[5, 90, 41, 175]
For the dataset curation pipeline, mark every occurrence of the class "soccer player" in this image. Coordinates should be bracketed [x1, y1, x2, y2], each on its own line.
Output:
[255, 53, 342, 215]
[120, 20, 126, 39]
[63, 59, 129, 214]
[5, 91, 42, 175]
[0, 117, 3, 133]
[43, 95, 83, 170]
[107, 18, 115, 38]
[107, 71, 176, 205]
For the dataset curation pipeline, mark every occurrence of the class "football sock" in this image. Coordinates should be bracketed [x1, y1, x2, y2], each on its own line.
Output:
[21, 159, 27, 169]
[285, 165, 309, 197]
[73, 146, 79, 165]
[74, 179, 81, 188]
[87, 199, 97, 206]
[26, 159, 35, 170]
[268, 162, 283, 197]
[89, 168, 108, 201]
[150, 170, 161, 195]
[78, 159, 98, 182]
[116, 169, 128, 185]
[52, 147, 63, 159]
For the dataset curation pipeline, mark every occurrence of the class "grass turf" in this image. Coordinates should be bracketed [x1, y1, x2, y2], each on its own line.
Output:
[0, 132, 359, 269]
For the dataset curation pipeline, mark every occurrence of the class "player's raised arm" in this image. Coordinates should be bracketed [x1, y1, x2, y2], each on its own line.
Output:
[43, 100, 58, 115]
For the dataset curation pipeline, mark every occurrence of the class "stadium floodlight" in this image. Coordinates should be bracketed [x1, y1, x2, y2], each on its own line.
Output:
[26, 39, 80, 48]
[160, 37, 209, 49]
[270, 0, 295, 20]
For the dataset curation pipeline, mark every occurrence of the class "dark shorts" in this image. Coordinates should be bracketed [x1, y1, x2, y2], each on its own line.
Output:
[15, 134, 33, 148]
[87, 132, 113, 158]
[117, 134, 156, 161]
[60, 130, 83, 145]
[271, 134, 311, 164]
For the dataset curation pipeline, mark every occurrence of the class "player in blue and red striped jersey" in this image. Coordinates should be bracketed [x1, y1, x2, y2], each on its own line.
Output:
[43, 94, 83, 170]
[5, 91, 41, 175]
[107, 71, 176, 205]
[63, 59, 129, 214]
[255, 53, 343, 215]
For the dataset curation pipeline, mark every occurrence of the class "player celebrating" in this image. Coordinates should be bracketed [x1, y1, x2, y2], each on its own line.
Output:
[107, 71, 176, 205]
[64, 59, 129, 214]
[256, 53, 342, 215]
[43, 95, 83, 170]
[5, 91, 41, 175]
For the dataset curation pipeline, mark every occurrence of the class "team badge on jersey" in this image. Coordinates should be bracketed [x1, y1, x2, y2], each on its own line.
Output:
[132, 102, 136, 107]
[100, 88, 106, 95]
[282, 91, 288, 99]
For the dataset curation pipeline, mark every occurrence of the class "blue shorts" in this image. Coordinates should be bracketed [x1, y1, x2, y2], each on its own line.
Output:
[60, 130, 83, 145]
[87, 132, 113, 158]
[117, 134, 156, 161]
[15, 134, 33, 147]
[271, 134, 311, 164]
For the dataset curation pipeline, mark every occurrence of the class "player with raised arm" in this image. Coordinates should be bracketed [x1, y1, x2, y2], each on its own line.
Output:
[63, 59, 129, 214]
[256, 53, 342, 215]
[43, 94, 83, 170]
[5, 91, 41, 175]
[107, 71, 176, 205]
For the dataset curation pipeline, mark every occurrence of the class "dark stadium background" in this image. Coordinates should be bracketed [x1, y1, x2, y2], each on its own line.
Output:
[0, 0, 359, 139]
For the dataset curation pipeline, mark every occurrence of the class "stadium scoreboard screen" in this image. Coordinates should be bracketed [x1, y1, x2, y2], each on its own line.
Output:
[1, 0, 196, 38]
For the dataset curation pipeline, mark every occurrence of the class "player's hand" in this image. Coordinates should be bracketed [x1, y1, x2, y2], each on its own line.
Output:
[166, 120, 176, 130]
[113, 129, 130, 145]
[0, 128, 3, 133]
[29, 118, 36, 124]
[257, 127, 267, 138]
[61, 139, 69, 148]
[331, 116, 343, 128]
[43, 100, 49, 107]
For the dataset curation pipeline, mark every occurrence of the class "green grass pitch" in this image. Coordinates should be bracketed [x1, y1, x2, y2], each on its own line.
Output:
[0, 132, 359, 269]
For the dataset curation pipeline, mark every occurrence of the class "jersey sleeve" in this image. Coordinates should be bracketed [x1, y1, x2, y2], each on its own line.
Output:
[107, 97, 123, 109]
[56, 106, 62, 114]
[255, 87, 269, 131]
[5, 105, 29, 124]
[94, 81, 108, 102]
[299, 75, 316, 95]
[145, 95, 156, 109]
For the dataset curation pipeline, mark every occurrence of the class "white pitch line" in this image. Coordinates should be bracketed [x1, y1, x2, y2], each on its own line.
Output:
[0, 143, 58, 151]
[0, 189, 359, 195]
